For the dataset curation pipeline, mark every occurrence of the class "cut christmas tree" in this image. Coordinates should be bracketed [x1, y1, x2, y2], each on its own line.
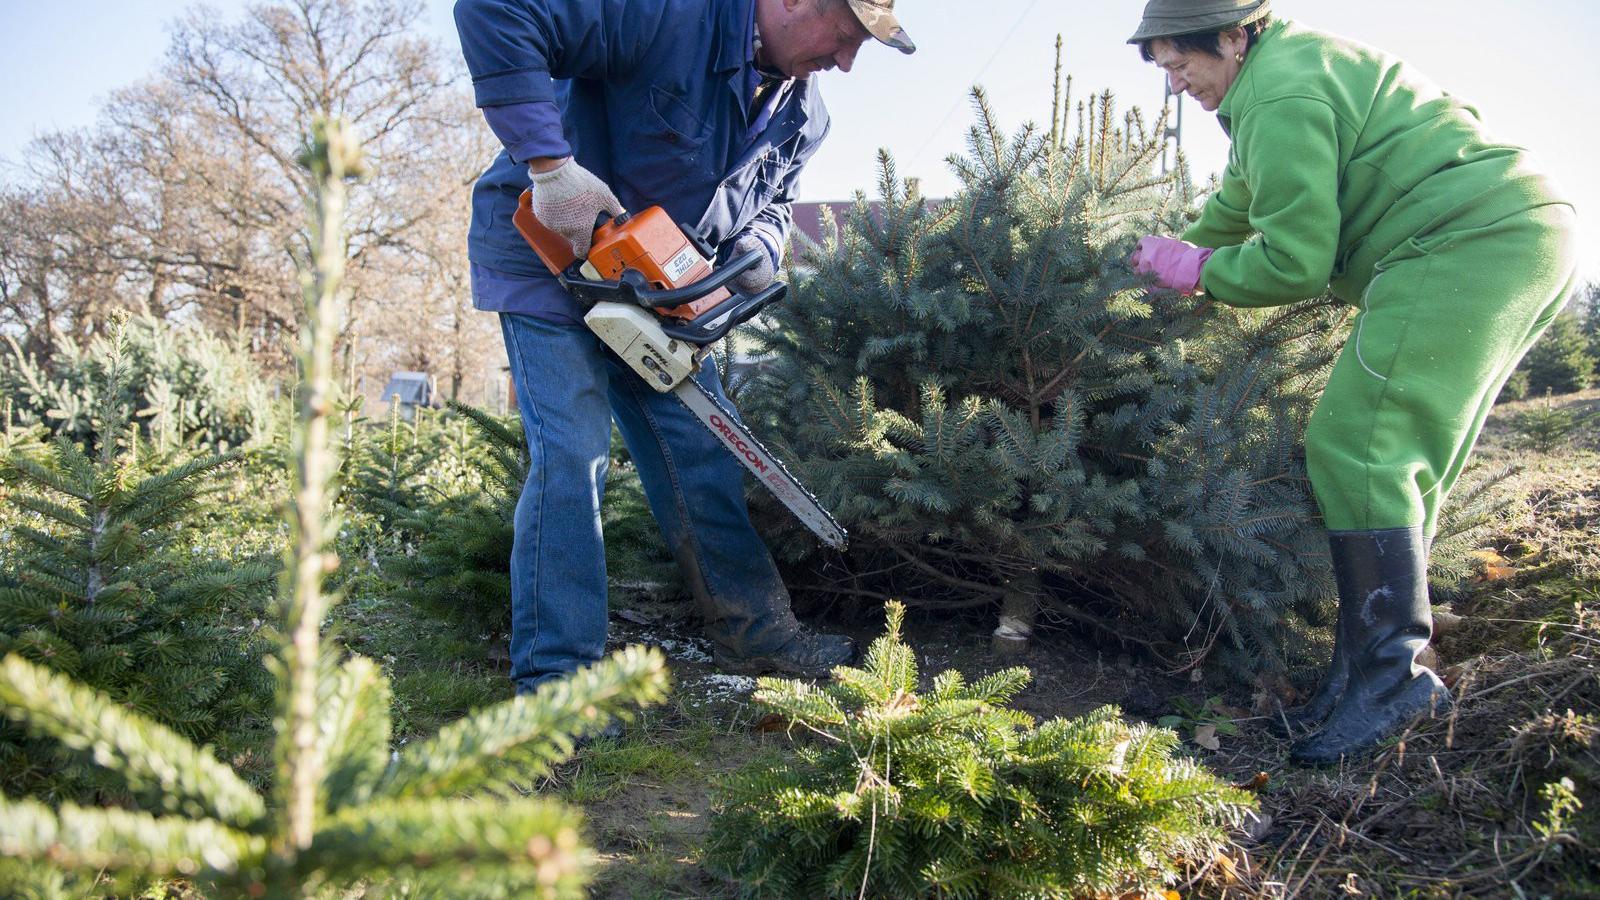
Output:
[744, 71, 1347, 678]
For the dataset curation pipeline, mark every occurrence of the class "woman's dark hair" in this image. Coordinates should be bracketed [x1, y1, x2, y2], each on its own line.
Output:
[1138, 14, 1272, 62]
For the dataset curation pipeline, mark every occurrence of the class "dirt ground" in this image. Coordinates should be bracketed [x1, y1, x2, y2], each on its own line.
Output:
[519, 389, 1600, 899]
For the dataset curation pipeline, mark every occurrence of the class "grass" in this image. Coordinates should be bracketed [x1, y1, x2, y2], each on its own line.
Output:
[256, 381, 1600, 900]
[1178, 391, 1600, 898]
[5, 389, 1596, 898]
[326, 410, 1598, 896]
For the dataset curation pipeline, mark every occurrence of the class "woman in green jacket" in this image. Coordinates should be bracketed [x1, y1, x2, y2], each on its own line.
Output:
[1127, 0, 1579, 764]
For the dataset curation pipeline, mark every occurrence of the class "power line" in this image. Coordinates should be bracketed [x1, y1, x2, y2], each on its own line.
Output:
[905, 0, 1044, 168]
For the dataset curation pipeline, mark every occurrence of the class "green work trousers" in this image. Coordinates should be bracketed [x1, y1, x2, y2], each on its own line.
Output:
[1305, 202, 1581, 537]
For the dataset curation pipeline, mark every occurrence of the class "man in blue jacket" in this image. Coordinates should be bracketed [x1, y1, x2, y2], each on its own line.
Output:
[454, 0, 916, 695]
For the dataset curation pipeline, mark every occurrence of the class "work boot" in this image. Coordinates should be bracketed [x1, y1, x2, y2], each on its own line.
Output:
[1290, 527, 1451, 766]
[673, 541, 855, 679]
[712, 629, 856, 678]
[572, 719, 626, 753]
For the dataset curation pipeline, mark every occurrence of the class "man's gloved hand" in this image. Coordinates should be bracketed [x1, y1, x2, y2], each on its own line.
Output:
[1130, 235, 1213, 295]
[730, 231, 778, 295]
[528, 158, 624, 258]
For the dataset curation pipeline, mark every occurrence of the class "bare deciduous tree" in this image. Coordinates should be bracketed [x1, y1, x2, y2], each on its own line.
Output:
[1, 0, 506, 402]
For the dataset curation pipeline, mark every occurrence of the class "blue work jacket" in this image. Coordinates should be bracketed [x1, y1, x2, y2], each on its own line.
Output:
[454, 0, 832, 316]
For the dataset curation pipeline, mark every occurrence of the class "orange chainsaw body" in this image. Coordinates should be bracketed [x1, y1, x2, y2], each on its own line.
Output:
[513, 189, 728, 320]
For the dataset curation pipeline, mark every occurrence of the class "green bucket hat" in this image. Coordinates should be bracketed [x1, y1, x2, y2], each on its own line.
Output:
[1127, 0, 1271, 44]
[846, 0, 916, 54]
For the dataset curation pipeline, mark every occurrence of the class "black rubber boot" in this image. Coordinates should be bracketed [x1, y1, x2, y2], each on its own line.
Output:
[673, 541, 855, 679]
[1278, 530, 1439, 737]
[1290, 527, 1451, 766]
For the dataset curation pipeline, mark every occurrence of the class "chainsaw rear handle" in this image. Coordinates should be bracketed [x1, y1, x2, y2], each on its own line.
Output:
[658, 279, 786, 344]
[559, 247, 766, 310]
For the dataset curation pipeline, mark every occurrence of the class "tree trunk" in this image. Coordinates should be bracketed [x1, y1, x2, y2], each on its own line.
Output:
[991, 570, 1039, 655]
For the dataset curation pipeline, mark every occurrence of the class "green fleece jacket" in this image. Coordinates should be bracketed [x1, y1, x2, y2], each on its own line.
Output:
[1184, 19, 1564, 307]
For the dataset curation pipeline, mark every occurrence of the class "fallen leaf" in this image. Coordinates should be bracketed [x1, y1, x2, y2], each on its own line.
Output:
[1234, 771, 1270, 792]
[1433, 610, 1464, 636]
[883, 689, 920, 717]
[1476, 564, 1514, 583]
[1192, 723, 1220, 751]
[1251, 671, 1297, 716]
[1214, 850, 1239, 881]
[1468, 550, 1514, 583]
[1441, 657, 1480, 688]
[1417, 646, 1439, 671]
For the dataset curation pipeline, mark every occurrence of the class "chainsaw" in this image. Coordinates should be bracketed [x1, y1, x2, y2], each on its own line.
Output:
[513, 189, 847, 550]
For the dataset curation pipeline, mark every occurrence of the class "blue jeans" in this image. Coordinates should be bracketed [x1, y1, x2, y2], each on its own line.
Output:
[499, 312, 798, 694]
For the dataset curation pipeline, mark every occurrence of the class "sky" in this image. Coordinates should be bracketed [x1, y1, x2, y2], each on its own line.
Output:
[3, 0, 1597, 279]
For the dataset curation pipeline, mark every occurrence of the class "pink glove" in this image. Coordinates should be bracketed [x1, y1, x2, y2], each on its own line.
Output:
[1131, 236, 1213, 295]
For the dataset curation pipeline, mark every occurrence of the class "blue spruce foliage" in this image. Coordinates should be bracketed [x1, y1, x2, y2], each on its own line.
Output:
[744, 87, 1346, 678]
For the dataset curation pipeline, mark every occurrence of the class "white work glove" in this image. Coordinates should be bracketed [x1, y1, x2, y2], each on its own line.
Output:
[528, 158, 624, 258]
[730, 232, 777, 294]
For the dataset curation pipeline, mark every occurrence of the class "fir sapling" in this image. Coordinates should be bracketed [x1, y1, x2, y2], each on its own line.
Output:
[0, 118, 669, 899]
[0, 317, 276, 803]
[705, 601, 1254, 898]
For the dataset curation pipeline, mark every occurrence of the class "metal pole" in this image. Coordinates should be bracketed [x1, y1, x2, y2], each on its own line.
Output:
[1161, 78, 1184, 174]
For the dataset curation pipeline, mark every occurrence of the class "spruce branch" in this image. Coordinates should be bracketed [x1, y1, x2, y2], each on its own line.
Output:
[276, 115, 366, 856]
[317, 656, 393, 811]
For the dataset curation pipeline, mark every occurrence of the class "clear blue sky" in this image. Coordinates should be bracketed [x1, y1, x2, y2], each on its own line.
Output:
[3, 1, 1596, 279]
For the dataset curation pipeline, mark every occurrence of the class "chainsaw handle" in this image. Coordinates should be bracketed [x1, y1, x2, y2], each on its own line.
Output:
[560, 248, 766, 310]
[659, 280, 785, 345]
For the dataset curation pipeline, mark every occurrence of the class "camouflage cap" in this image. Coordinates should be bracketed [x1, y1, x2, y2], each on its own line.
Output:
[846, 0, 915, 55]
[1127, 0, 1271, 44]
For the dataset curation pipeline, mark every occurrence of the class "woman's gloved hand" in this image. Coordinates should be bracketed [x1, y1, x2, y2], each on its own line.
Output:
[1131, 235, 1213, 295]
[528, 158, 624, 258]
[730, 231, 777, 294]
